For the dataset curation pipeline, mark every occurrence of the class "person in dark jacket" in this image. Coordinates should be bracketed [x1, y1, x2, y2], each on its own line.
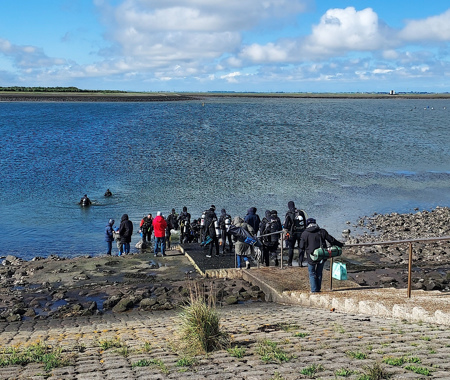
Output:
[118, 214, 133, 255]
[259, 210, 282, 266]
[166, 208, 178, 249]
[244, 207, 261, 232]
[219, 208, 233, 254]
[283, 201, 307, 267]
[105, 219, 115, 255]
[299, 218, 344, 293]
[204, 205, 220, 257]
[178, 206, 191, 244]
[139, 213, 153, 243]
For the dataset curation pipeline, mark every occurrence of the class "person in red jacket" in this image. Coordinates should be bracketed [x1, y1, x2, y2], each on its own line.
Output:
[152, 211, 167, 257]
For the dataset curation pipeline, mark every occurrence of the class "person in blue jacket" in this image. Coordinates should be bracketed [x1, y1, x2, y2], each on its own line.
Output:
[105, 219, 115, 255]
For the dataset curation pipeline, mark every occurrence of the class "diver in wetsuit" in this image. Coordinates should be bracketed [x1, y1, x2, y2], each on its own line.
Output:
[79, 194, 92, 207]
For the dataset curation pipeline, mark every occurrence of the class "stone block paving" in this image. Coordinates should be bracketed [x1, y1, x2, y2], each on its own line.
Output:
[0, 303, 449, 379]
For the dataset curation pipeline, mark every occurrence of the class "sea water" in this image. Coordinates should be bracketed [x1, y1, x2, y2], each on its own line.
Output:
[1, 97, 449, 259]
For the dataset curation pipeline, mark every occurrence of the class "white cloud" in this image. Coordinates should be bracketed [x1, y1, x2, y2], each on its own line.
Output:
[399, 9, 450, 41]
[0, 38, 68, 69]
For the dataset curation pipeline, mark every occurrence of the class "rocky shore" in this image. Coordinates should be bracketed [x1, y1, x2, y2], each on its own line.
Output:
[342, 206, 450, 292]
[1, 207, 449, 323]
[0, 251, 264, 323]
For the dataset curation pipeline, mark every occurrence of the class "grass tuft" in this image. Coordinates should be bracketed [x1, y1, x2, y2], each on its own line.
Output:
[178, 281, 229, 355]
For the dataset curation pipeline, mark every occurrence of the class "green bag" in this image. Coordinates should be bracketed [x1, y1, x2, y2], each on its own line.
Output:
[310, 245, 342, 262]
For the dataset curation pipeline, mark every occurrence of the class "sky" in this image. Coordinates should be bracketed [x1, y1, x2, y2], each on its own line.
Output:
[1, 0, 450, 93]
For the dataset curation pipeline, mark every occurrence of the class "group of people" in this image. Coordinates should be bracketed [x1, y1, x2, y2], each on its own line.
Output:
[193, 201, 343, 293]
[102, 199, 343, 293]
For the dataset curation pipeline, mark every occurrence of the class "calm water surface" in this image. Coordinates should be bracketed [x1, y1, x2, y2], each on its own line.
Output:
[1, 98, 449, 259]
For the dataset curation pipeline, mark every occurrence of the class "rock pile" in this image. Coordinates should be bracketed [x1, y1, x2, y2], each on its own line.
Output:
[343, 206, 450, 291]
[0, 253, 265, 322]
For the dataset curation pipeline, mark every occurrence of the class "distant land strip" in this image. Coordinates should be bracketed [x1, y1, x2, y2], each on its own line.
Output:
[2, 91, 450, 102]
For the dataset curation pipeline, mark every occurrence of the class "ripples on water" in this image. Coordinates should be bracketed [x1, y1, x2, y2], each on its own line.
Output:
[1, 98, 449, 259]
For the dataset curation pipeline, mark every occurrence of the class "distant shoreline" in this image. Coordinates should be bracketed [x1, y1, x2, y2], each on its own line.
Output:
[1, 91, 450, 102]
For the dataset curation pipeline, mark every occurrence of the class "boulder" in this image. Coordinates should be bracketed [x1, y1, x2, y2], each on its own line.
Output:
[112, 297, 134, 313]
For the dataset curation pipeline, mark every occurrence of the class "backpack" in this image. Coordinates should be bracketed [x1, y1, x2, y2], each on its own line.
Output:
[289, 209, 307, 233]
[262, 218, 280, 244]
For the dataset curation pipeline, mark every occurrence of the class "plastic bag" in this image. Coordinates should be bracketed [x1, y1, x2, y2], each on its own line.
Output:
[332, 262, 347, 280]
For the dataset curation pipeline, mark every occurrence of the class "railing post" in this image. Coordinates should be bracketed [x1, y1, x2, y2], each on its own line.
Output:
[407, 242, 413, 298]
[330, 257, 333, 291]
[280, 231, 284, 269]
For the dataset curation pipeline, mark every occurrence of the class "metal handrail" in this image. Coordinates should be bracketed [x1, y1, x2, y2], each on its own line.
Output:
[336, 235, 450, 298]
[256, 229, 449, 299]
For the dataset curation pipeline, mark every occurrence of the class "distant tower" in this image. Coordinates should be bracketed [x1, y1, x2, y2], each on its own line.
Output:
[389, 90, 396, 95]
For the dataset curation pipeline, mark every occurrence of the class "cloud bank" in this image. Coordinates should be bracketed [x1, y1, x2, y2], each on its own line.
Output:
[1, 1, 450, 91]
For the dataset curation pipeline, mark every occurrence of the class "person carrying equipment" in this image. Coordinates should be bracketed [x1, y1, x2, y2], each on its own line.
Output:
[283, 201, 307, 266]
[299, 218, 344, 293]
[178, 206, 191, 244]
[203, 205, 220, 257]
[219, 208, 233, 254]
[259, 210, 282, 266]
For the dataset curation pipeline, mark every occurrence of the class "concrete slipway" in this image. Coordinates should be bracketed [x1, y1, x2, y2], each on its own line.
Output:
[180, 244, 450, 326]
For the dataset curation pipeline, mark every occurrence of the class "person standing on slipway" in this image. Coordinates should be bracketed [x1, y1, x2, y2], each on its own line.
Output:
[299, 218, 344, 293]
[105, 219, 115, 255]
[284, 201, 307, 267]
[118, 214, 133, 255]
[153, 212, 167, 257]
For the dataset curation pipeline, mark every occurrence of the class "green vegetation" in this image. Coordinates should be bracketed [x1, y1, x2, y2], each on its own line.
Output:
[300, 363, 324, 376]
[97, 337, 124, 350]
[0, 86, 126, 93]
[178, 282, 228, 355]
[382, 355, 421, 366]
[358, 362, 392, 380]
[131, 358, 169, 374]
[227, 346, 246, 358]
[335, 367, 358, 377]
[0, 341, 72, 372]
[176, 356, 197, 367]
[346, 350, 368, 359]
[404, 365, 432, 376]
[256, 340, 294, 363]
[293, 332, 309, 338]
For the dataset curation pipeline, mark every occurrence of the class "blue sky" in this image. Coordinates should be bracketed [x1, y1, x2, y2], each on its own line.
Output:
[1, 0, 450, 92]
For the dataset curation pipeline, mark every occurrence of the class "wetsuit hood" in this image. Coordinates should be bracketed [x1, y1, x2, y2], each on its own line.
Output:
[121, 214, 129, 222]
[265, 210, 271, 220]
[288, 201, 295, 211]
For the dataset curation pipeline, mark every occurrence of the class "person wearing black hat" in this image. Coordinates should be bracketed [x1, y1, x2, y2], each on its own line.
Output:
[283, 201, 307, 266]
[299, 218, 344, 293]
[203, 205, 220, 257]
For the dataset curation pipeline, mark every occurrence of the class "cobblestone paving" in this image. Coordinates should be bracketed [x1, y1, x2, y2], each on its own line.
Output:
[1, 303, 449, 379]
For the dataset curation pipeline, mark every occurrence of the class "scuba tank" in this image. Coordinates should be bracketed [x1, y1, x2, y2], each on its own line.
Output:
[201, 211, 206, 227]
[214, 220, 220, 238]
[225, 216, 231, 232]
